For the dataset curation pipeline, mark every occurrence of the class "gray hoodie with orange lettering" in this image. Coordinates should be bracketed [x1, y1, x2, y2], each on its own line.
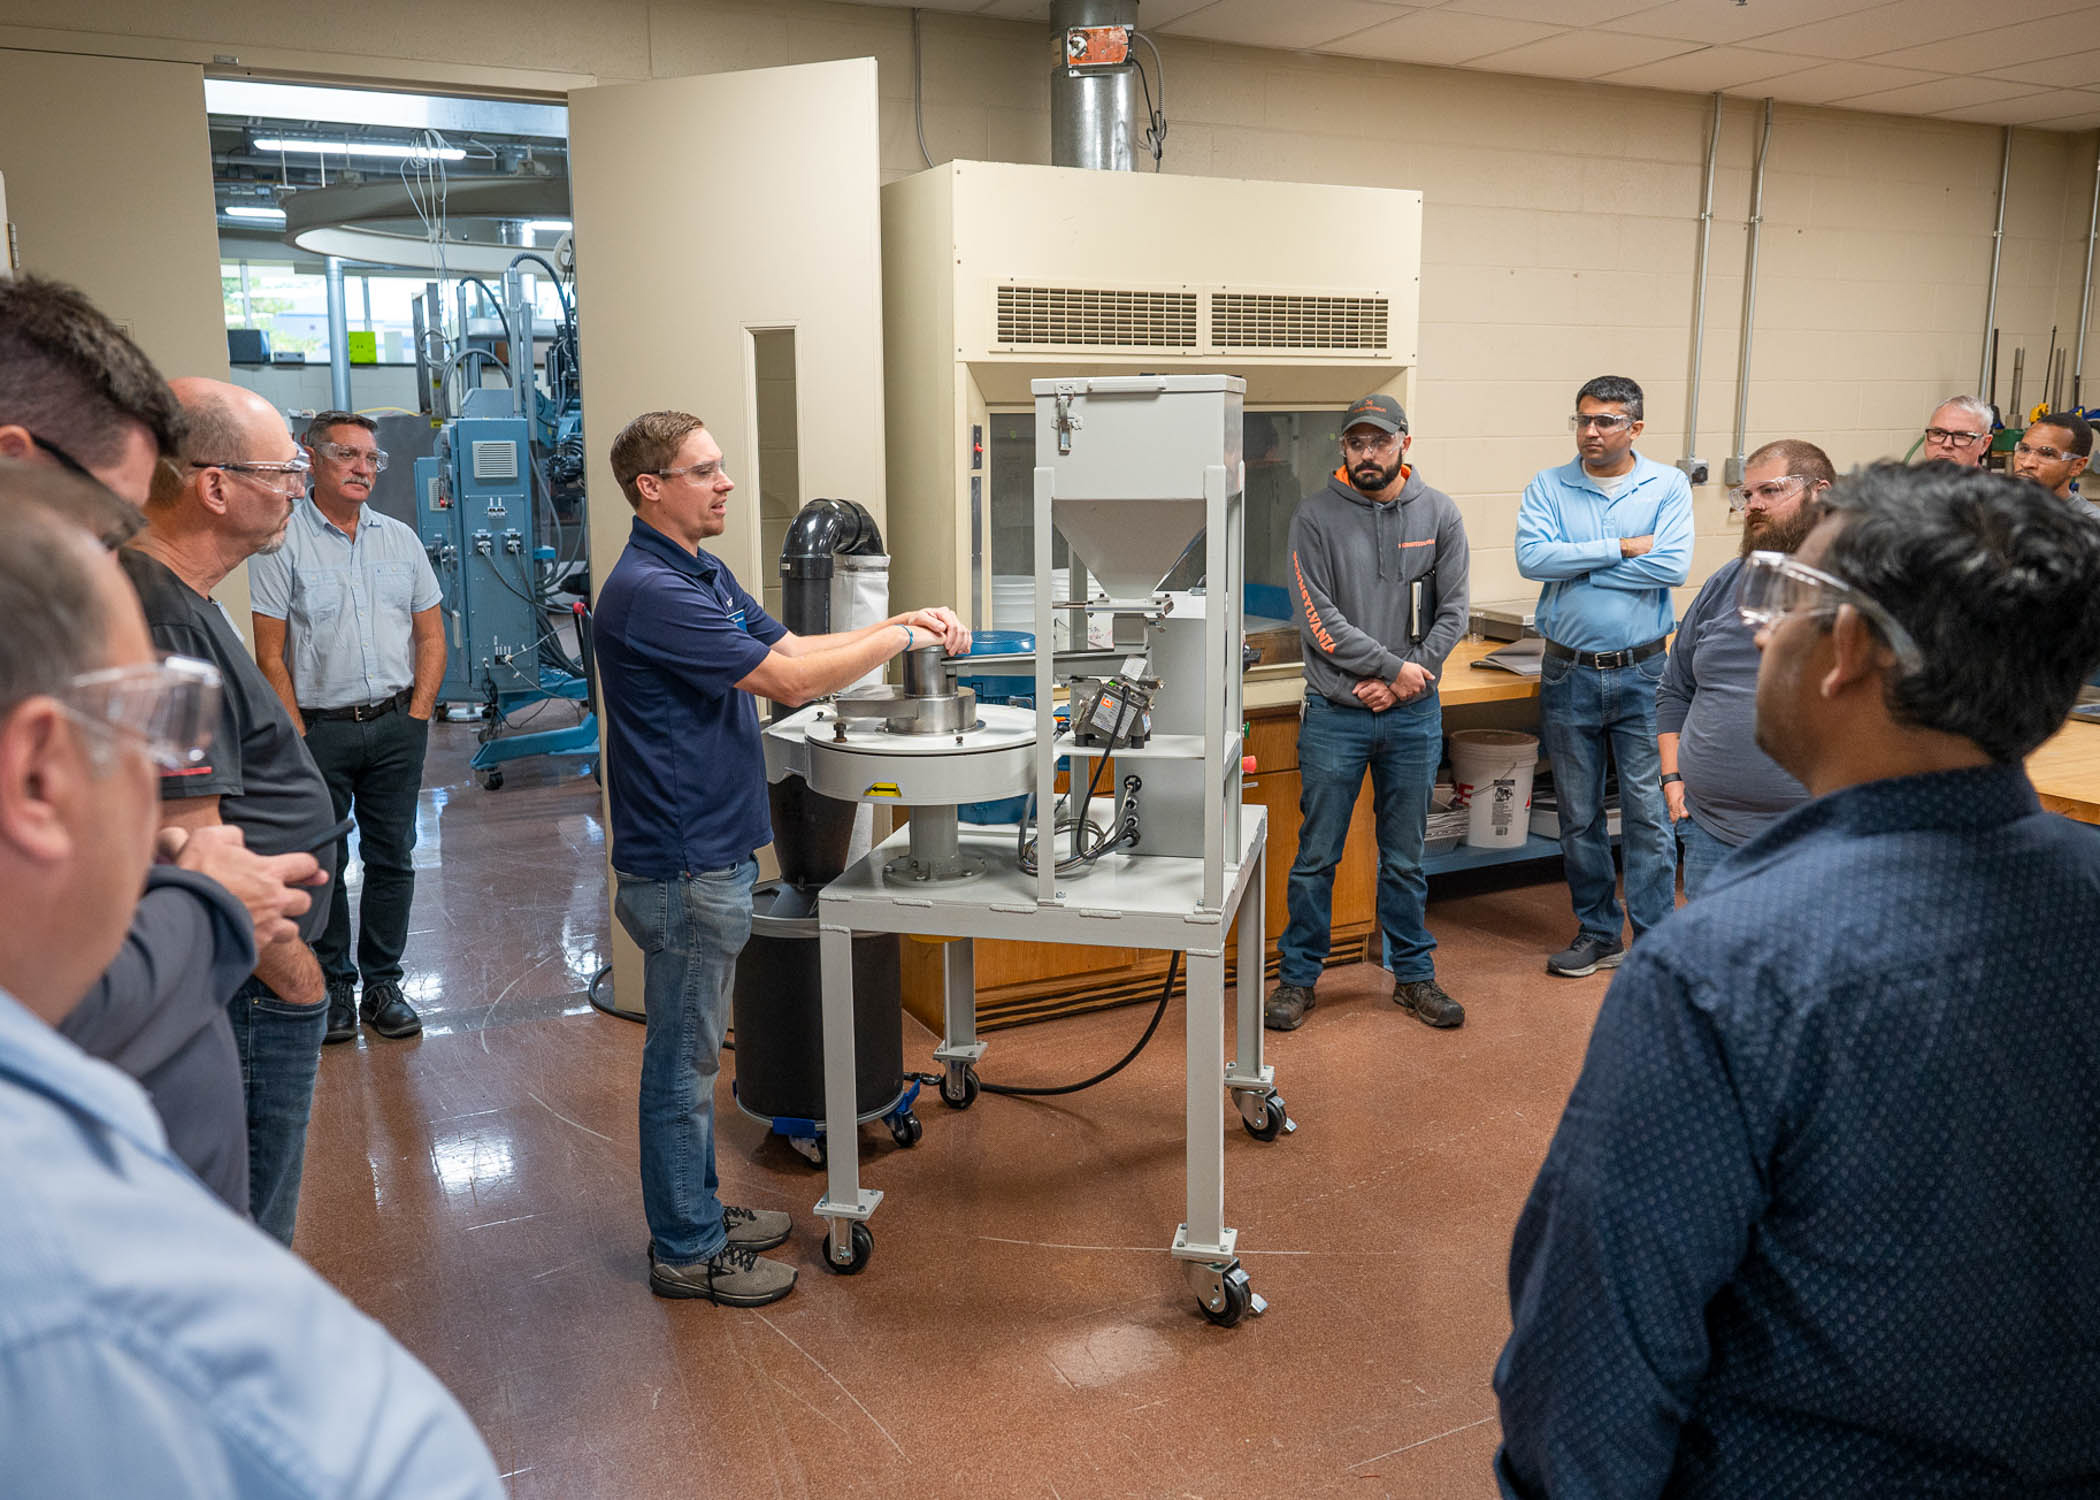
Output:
[1288, 466, 1470, 710]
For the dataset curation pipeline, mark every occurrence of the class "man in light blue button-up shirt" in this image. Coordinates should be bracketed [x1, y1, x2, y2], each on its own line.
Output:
[252, 412, 446, 1045]
[0, 501, 501, 1498]
[1516, 375, 1693, 979]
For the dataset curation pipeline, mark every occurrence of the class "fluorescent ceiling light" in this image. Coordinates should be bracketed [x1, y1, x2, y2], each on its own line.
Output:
[223, 205, 287, 221]
[523, 220, 572, 234]
[252, 137, 468, 161]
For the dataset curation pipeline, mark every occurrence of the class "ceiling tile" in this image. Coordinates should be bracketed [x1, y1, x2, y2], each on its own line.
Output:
[1933, 88, 2100, 124]
[1598, 0, 1890, 47]
[1320, 9, 1564, 65]
[1978, 46, 2100, 88]
[973, 0, 1053, 18]
[1870, 11, 2100, 74]
[1159, 0, 1418, 50]
[1751, 59, 1939, 104]
[1834, 74, 2050, 115]
[1460, 27, 1701, 80]
[2029, 108, 2100, 130]
[1113, 0, 1226, 24]
[1598, 44, 1803, 91]
[1437, 0, 1664, 23]
[1742, 0, 2094, 63]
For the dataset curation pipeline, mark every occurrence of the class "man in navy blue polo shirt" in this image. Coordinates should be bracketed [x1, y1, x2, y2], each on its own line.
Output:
[594, 409, 967, 1307]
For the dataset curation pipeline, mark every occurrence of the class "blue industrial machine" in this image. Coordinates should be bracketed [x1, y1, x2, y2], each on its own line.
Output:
[411, 252, 594, 789]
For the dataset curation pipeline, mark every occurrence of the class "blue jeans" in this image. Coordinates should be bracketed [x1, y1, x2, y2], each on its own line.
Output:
[1280, 692, 1443, 988]
[1538, 652, 1675, 944]
[1676, 816, 1735, 901]
[613, 860, 757, 1265]
[226, 975, 329, 1246]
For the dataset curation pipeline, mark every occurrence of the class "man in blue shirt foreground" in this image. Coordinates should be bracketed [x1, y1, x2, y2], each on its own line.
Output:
[1654, 438, 1830, 897]
[594, 410, 967, 1306]
[1495, 461, 2100, 1497]
[0, 499, 501, 1496]
[1516, 375, 1694, 978]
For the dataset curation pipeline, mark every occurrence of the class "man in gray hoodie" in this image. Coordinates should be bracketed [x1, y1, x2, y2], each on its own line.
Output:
[1268, 393, 1471, 1032]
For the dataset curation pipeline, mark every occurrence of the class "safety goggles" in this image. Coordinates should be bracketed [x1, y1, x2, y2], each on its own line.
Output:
[311, 440, 389, 472]
[189, 453, 312, 493]
[1726, 474, 1811, 512]
[61, 655, 222, 770]
[1737, 550, 1923, 672]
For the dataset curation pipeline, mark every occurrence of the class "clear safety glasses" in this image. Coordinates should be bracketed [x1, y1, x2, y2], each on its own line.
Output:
[1737, 550, 1924, 672]
[61, 655, 223, 770]
[312, 440, 390, 472]
[1726, 474, 1810, 512]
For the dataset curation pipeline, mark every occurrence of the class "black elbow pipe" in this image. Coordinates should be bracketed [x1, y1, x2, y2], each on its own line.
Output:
[778, 498, 884, 638]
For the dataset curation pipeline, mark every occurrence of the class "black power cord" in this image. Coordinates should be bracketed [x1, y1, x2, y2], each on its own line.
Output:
[912, 949, 1182, 1099]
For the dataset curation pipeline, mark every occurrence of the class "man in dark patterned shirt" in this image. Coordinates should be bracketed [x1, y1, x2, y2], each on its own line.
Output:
[1495, 461, 2100, 1498]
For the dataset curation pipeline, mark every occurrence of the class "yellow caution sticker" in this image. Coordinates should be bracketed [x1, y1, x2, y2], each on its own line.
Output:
[864, 782, 903, 798]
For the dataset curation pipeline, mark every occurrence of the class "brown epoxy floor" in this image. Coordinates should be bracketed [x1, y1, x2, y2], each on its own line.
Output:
[302, 719, 1612, 1499]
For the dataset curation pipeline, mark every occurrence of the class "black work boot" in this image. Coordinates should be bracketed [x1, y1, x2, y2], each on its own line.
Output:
[359, 981, 422, 1039]
[323, 981, 359, 1044]
[1394, 977, 1465, 1029]
[1264, 983, 1316, 1032]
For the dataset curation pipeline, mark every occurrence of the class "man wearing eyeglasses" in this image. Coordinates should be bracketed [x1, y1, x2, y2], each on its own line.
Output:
[1267, 392, 1470, 1033]
[3, 275, 329, 1216]
[1497, 461, 2100, 1497]
[596, 409, 968, 1307]
[2009, 409, 2099, 518]
[0, 498, 506, 1498]
[1653, 441, 1828, 897]
[1516, 375, 1693, 978]
[251, 411, 445, 1046]
[1917, 394, 1995, 468]
[120, 378, 343, 1248]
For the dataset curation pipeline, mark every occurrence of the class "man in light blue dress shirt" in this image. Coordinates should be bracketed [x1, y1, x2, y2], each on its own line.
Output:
[0, 501, 502, 1497]
[252, 411, 446, 1045]
[1516, 375, 1694, 978]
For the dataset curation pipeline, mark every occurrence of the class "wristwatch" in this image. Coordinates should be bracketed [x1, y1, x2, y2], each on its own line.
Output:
[1660, 772, 1683, 786]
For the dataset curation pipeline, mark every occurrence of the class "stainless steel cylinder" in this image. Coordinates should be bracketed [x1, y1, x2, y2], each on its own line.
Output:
[1050, 0, 1139, 171]
[902, 644, 946, 698]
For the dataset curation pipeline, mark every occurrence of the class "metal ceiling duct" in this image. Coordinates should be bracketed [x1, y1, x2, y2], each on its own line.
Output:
[1050, 0, 1140, 171]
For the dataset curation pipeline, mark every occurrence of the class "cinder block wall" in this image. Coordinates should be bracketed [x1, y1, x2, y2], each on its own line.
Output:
[7, 0, 2092, 603]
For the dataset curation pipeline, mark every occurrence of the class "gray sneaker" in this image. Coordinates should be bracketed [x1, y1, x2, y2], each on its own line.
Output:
[723, 1204, 792, 1251]
[1264, 983, 1316, 1031]
[1394, 978, 1465, 1029]
[648, 1242, 797, 1306]
[1546, 933, 1626, 978]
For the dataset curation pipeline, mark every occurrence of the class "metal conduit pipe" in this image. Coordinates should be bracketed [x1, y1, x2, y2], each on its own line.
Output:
[1680, 91, 1724, 486]
[1980, 125, 2013, 402]
[1726, 98, 1773, 489]
[2075, 139, 2100, 410]
[324, 255, 352, 410]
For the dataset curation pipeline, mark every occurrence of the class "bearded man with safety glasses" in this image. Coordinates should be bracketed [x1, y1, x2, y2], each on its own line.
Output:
[1653, 439, 1833, 897]
[1498, 460, 2100, 1497]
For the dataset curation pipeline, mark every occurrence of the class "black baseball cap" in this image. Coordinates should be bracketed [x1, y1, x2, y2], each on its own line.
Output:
[1342, 393, 1407, 435]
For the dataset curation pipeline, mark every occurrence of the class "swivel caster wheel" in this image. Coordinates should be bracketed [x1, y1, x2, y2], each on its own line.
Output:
[939, 1064, 979, 1111]
[1236, 1090, 1295, 1143]
[888, 1111, 923, 1148]
[477, 767, 504, 791]
[821, 1220, 874, 1275]
[1188, 1260, 1265, 1327]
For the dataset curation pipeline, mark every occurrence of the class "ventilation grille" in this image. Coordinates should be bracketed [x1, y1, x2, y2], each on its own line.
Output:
[1211, 292, 1389, 352]
[471, 440, 519, 482]
[996, 284, 1198, 350]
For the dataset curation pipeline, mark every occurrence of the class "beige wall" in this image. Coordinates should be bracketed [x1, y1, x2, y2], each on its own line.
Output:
[7, 0, 2099, 611]
[0, 46, 249, 624]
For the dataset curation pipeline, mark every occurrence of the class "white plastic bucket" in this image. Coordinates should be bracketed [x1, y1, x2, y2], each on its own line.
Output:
[1448, 730, 1540, 849]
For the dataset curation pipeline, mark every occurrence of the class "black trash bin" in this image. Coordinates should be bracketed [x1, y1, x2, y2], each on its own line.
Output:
[730, 880, 921, 1163]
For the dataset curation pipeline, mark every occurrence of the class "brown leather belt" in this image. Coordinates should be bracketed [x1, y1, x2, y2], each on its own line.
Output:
[1540, 636, 1668, 671]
